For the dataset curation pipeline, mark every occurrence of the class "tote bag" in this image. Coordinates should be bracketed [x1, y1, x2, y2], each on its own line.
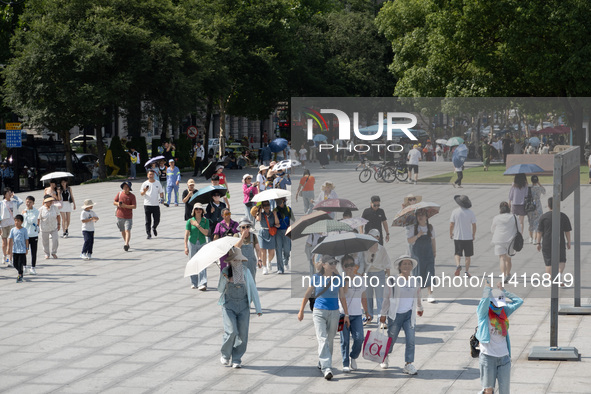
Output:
[362, 329, 392, 363]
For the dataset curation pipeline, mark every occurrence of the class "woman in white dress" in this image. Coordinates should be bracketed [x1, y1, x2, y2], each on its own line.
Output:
[59, 179, 76, 238]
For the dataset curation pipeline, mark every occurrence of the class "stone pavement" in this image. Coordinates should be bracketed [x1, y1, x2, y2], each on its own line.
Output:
[1, 160, 590, 393]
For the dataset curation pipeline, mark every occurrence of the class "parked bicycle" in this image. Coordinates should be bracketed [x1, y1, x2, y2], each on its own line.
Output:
[358, 159, 396, 183]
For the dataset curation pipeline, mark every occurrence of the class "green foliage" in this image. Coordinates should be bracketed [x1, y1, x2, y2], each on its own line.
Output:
[151, 138, 161, 158]
[109, 135, 128, 175]
[175, 134, 193, 168]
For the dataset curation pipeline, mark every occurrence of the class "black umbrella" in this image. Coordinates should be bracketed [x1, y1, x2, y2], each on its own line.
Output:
[201, 161, 223, 179]
[312, 233, 378, 255]
[189, 185, 227, 204]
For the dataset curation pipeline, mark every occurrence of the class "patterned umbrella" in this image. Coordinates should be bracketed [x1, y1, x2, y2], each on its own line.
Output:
[339, 217, 368, 230]
[301, 219, 354, 235]
[391, 202, 441, 227]
[273, 159, 301, 172]
[286, 211, 332, 240]
[313, 198, 358, 212]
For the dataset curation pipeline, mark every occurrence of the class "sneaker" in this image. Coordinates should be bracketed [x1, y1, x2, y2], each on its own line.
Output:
[174, 204, 179, 207]
[380, 358, 389, 369]
[16, 275, 23, 283]
[350, 358, 357, 371]
[343, 366, 351, 373]
[427, 296, 436, 303]
[454, 266, 461, 276]
[232, 363, 241, 369]
[80, 253, 86, 259]
[124, 245, 129, 251]
[528, 237, 533, 244]
[3, 256, 7, 265]
[323, 369, 333, 380]
[465, 272, 472, 278]
[191, 285, 197, 289]
[29, 267, 36, 275]
[164, 203, 169, 207]
[277, 271, 284, 275]
[84, 254, 90, 261]
[403, 363, 418, 375]
[7, 260, 13, 267]
[220, 356, 230, 366]
[263, 267, 268, 275]
[198, 285, 207, 291]
[153, 228, 158, 237]
[147, 234, 152, 239]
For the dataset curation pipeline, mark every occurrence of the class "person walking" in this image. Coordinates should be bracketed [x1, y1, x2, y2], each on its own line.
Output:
[407, 209, 437, 302]
[450, 195, 477, 277]
[453, 164, 464, 188]
[218, 246, 262, 369]
[273, 169, 291, 190]
[362, 229, 391, 327]
[59, 179, 76, 238]
[339, 254, 370, 373]
[80, 199, 99, 260]
[526, 175, 546, 244]
[536, 197, 572, 280]
[233, 218, 262, 282]
[0, 187, 23, 266]
[255, 201, 279, 275]
[185, 203, 210, 290]
[38, 195, 60, 259]
[476, 280, 523, 394]
[490, 202, 518, 281]
[213, 209, 239, 240]
[206, 192, 226, 231]
[242, 174, 259, 224]
[127, 147, 140, 179]
[296, 169, 315, 214]
[297, 255, 350, 380]
[299, 144, 308, 168]
[181, 179, 198, 221]
[165, 159, 181, 207]
[482, 138, 491, 171]
[362, 195, 389, 245]
[256, 165, 268, 193]
[140, 169, 164, 239]
[274, 197, 294, 274]
[508, 174, 528, 234]
[407, 144, 422, 184]
[22, 196, 39, 275]
[379, 255, 423, 373]
[113, 181, 136, 251]
[211, 174, 230, 209]
[192, 141, 205, 176]
[8, 214, 28, 283]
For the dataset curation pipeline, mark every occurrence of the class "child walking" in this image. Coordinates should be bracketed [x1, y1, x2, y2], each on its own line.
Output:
[22, 196, 40, 275]
[80, 199, 99, 260]
[9, 214, 29, 283]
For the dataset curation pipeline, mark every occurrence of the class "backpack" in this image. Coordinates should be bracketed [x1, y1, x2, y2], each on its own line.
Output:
[509, 215, 524, 255]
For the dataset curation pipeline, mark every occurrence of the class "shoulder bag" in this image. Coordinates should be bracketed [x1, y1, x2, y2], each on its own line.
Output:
[469, 326, 480, 358]
[264, 214, 277, 236]
[509, 215, 524, 255]
[524, 186, 536, 213]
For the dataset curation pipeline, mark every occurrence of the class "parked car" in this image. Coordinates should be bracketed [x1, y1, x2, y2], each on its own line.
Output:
[76, 153, 99, 173]
[70, 135, 107, 147]
[208, 138, 220, 156]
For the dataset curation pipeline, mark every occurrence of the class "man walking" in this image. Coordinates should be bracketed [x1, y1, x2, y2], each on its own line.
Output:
[450, 195, 477, 277]
[362, 196, 389, 245]
[114, 181, 136, 251]
[407, 144, 422, 184]
[536, 197, 572, 280]
[192, 141, 205, 176]
[141, 169, 164, 239]
[166, 159, 181, 207]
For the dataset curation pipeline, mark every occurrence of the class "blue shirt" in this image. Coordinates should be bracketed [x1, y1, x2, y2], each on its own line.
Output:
[9, 227, 29, 254]
[166, 166, 181, 185]
[312, 274, 342, 310]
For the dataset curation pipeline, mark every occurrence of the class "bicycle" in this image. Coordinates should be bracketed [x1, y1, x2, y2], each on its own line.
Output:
[388, 160, 408, 182]
[358, 160, 396, 183]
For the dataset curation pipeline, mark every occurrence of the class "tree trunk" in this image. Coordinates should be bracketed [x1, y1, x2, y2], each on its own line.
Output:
[127, 100, 142, 138]
[95, 125, 108, 179]
[161, 115, 169, 142]
[60, 129, 74, 174]
[561, 97, 585, 162]
[203, 95, 213, 160]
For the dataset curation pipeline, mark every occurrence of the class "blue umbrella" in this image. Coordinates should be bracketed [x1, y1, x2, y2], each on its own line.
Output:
[452, 144, 468, 168]
[269, 138, 288, 153]
[313, 134, 328, 142]
[189, 185, 227, 204]
[504, 164, 545, 175]
[528, 137, 541, 147]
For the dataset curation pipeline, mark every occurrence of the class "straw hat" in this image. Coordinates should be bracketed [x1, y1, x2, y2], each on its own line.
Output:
[242, 174, 253, 182]
[43, 196, 55, 203]
[259, 164, 269, 171]
[404, 194, 422, 205]
[81, 199, 96, 209]
[226, 247, 247, 262]
[187, 179, 196, 185]
[393, 255, 418, 271]
[192, 202, 205, 211]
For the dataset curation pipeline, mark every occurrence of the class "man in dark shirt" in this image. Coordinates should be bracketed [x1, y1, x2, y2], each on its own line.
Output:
[536, 197, 572, 278]
[501, 135, 513, 164]
[181, 179, 198, 221]
[362, 195, 389, 245]
[206, 192, 226, 230]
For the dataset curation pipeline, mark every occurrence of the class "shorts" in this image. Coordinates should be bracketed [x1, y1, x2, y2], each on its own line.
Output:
[511, 204, 526, 216]
[494, 243, 511, 256]
[117, 218, 133, 232]
[454, 239, 474, 257]
[1, 225, 14, 239]
[60, 201, 72, 213]
[542, 248, 567, 266]
[408, 164, 419, 174]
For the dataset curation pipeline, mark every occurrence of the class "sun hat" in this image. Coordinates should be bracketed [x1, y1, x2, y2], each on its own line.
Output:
[120, 181, 132, 191]
[321, 255, 338, 265]
[81, 199, 96, 209]
[454, 195, 472, 209]
[393, 255, 418, 271]
[239, 218, 253, 227]
[226, 247, 247, 262]
[187, 179, 196, 185]
[322, 181, 334, 189]
[192, 202, 205, 211]
[368, 228, 381, 239]
[43, 196, 55, 203]
[259, 164, 269, 171]
[404, 194, 423, 205]
[490, 289, 507, 307]
[242, 174, 253, 182]
[168, 159, 175, 163]
[216, 165, 224, 171]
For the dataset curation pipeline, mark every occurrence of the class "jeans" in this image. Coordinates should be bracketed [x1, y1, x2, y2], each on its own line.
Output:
[312, 308, 339, 373]
[81, 231, 94, 255]
[301, 190, 314, 214]
[305, 242, 315, 275]
[244, 204, 254, 224]
[166, 184, 179, 204]
[455, 171, 463, 186]
[386, 310, 415, 363]
[130, 163, 136, 178]
[189, 240, 206, 287]
[40, 229, 58, 256]
[365, 270, 386, 319]
[221, 305, 250, 364]
[144, 205, 161, 236]
[274, 229, 291, 273]
[479, 353, 511, 394]
[340, 314, 364, 367]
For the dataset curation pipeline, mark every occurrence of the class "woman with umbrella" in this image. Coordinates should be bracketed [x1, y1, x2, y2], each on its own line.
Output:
[185, 203, 210, 291]
[242, 174, 259, 224]
[256, 201, 279, 275]
[526, 175, 546, 244]
[297, 255, 350, 380]
[508, 174, 528, 233]
[218, 247, 262, 369]
[43, 180, 62, 208]
[406, 209, 437, 303]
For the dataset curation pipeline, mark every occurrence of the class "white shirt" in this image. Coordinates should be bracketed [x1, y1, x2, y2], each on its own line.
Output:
[406, 224, 436, 243]
[339, 280, 366, 316]
[256, 174, 267, 191]
[363, 244, 391, 272]
[195, 145, 205, 159]
[141, 180, 164, 206]
[450, 207, 477, 240]
[479, 322, 509, 357]
[490, 213, 517, 245]
[81, 209, 97, 232]
[299, 148, 307, 161]
[397, 283, 416, 313]
[407, 148, 422, 165]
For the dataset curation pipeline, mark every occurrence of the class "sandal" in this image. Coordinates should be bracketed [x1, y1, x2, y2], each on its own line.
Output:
[454, 266, 461, 276]
[52, 254, 58, 259]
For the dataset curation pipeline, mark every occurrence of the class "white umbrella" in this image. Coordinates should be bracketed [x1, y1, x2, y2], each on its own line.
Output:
[250, 188, 291, 203]
[40, 172, 74, 182]
[184, 236, 238, 277]
[339, 217, 368, 230]
[435, 139, 447, 145]
[273, 159, 301, 172]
